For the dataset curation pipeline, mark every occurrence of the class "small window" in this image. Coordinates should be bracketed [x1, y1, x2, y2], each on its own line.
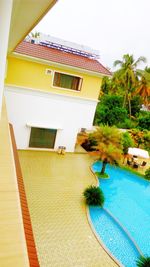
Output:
[53, 72, 82, 91]
[29, 127, 57, 149]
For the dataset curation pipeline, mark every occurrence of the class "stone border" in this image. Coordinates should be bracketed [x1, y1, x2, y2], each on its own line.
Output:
[9, 124, 40, 267]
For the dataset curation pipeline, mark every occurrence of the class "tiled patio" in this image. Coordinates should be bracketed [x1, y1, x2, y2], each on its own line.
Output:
[19, 150, 118, 267]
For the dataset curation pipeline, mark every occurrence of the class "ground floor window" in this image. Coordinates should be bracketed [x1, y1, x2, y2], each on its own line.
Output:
[29, 127, 57, 149]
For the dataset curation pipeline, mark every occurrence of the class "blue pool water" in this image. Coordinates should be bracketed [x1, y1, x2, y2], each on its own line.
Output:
[90, 208, 140, 267]
[90, 162, 150, 266]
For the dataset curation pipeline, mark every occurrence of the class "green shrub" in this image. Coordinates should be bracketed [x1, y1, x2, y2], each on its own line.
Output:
[138, 113, 150, 130]
[143, 131, 150, 154]
[145, 168, 150, 181]
[136, 255, 150, 267]
[121, 132, 135, 154]
[117, 118, 137, 129]
[83, 185, 105, 207]
[94, 95, 127, 126]
[130, 96, 142, 116]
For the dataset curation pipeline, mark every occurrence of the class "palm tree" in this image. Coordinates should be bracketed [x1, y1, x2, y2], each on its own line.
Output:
[129, 129, 144, 148]
[27, 31, 40, 42]
[30, 31, 40, 38]
[101, 75, 123, 96]
[91, 126, 123, 174]
[121, 132, 135, 163]
[113, 54, 147, 117]
[135, 68, 150, 107]
[101, 76, 112, 95]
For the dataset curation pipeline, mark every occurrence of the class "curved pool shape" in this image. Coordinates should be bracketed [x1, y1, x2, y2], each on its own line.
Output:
[90, 162, 150, 267]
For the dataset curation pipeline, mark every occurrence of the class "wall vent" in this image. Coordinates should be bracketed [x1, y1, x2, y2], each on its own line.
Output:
[45, 69, 52, 75]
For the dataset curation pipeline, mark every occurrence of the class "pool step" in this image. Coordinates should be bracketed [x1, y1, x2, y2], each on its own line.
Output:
[89, 207, 140, 267]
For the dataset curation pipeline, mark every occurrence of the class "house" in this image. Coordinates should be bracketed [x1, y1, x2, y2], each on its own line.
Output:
[5, 36, 111, 152]
[0, 2, 114, 266]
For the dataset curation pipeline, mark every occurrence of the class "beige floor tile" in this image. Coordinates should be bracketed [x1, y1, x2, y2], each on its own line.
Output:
[19, 150, 118, 267]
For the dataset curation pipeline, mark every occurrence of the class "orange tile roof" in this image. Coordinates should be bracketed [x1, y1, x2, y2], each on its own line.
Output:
[14, 41, 111, 76]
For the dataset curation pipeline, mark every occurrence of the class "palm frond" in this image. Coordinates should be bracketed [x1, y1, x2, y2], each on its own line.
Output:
[136, 255, 150, 267]
[113, 60, 123, 67]
[134, 56, 147, 67]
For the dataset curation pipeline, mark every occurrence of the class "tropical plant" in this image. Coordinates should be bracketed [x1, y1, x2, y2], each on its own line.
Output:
[130, 95, 142, 117]
[143, 131, 150, 153]
[145, 168, 150, 181]
[81, 134, 97, 151]
[76, 131, 88, 145]
[90, 126, 123, 174]
[29, 31, 40, 38]
[129, 129, 145, 148]
[136, 255, 150, 267]
[117, 118, 137, 129]
[111, 72, 125, 95]
[83, 185, 105, 206]
[94, 95, 127, 126]
[113, 54, 146, 118]
[121, 132, 135, 155]
[135, 68, 150, 107]
[138, 113, 150, 131]
[101, 76, 112, 95]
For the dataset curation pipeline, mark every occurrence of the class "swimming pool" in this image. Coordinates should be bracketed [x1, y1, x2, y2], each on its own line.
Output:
[89, 162, 150, 267]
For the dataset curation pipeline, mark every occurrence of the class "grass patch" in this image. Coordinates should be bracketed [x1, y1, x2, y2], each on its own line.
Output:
[93, 160, 148, 181]
[121, 165, 145, 178]
[95, 172, 109, 179]
[119, 165, 150, 182]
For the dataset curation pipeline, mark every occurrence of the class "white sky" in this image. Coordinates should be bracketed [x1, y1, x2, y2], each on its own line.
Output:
[34, 0, 150, 70]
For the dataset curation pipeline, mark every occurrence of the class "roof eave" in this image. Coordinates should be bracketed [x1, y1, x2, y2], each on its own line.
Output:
[11, 52, 112, 78]
[8, 0, 57, 54]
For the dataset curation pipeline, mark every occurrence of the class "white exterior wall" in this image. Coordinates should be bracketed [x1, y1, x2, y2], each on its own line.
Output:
[0, 0, 13, 116]
[5, 86, 97, 152]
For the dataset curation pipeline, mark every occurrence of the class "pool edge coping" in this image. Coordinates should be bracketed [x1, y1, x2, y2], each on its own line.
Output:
[86, 165, 122, 267]
[88, 162, 145, 267]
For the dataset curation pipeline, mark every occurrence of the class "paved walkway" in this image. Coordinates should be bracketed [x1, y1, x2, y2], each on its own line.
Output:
[74, 144, 87, 153]
[19, 151, 118, 267]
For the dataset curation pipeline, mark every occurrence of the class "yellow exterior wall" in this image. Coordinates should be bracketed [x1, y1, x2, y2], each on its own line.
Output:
[5, 56, 102, 100]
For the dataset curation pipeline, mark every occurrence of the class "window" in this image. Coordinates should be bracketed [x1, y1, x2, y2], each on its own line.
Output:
[53, 72, 82, 91]
[29, 127, 57, 149]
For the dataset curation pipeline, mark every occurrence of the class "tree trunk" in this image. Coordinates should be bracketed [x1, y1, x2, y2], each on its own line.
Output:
[128, 95, 132, 119]
[123, 92, 127, 108]
[100, 160, 107, 174]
